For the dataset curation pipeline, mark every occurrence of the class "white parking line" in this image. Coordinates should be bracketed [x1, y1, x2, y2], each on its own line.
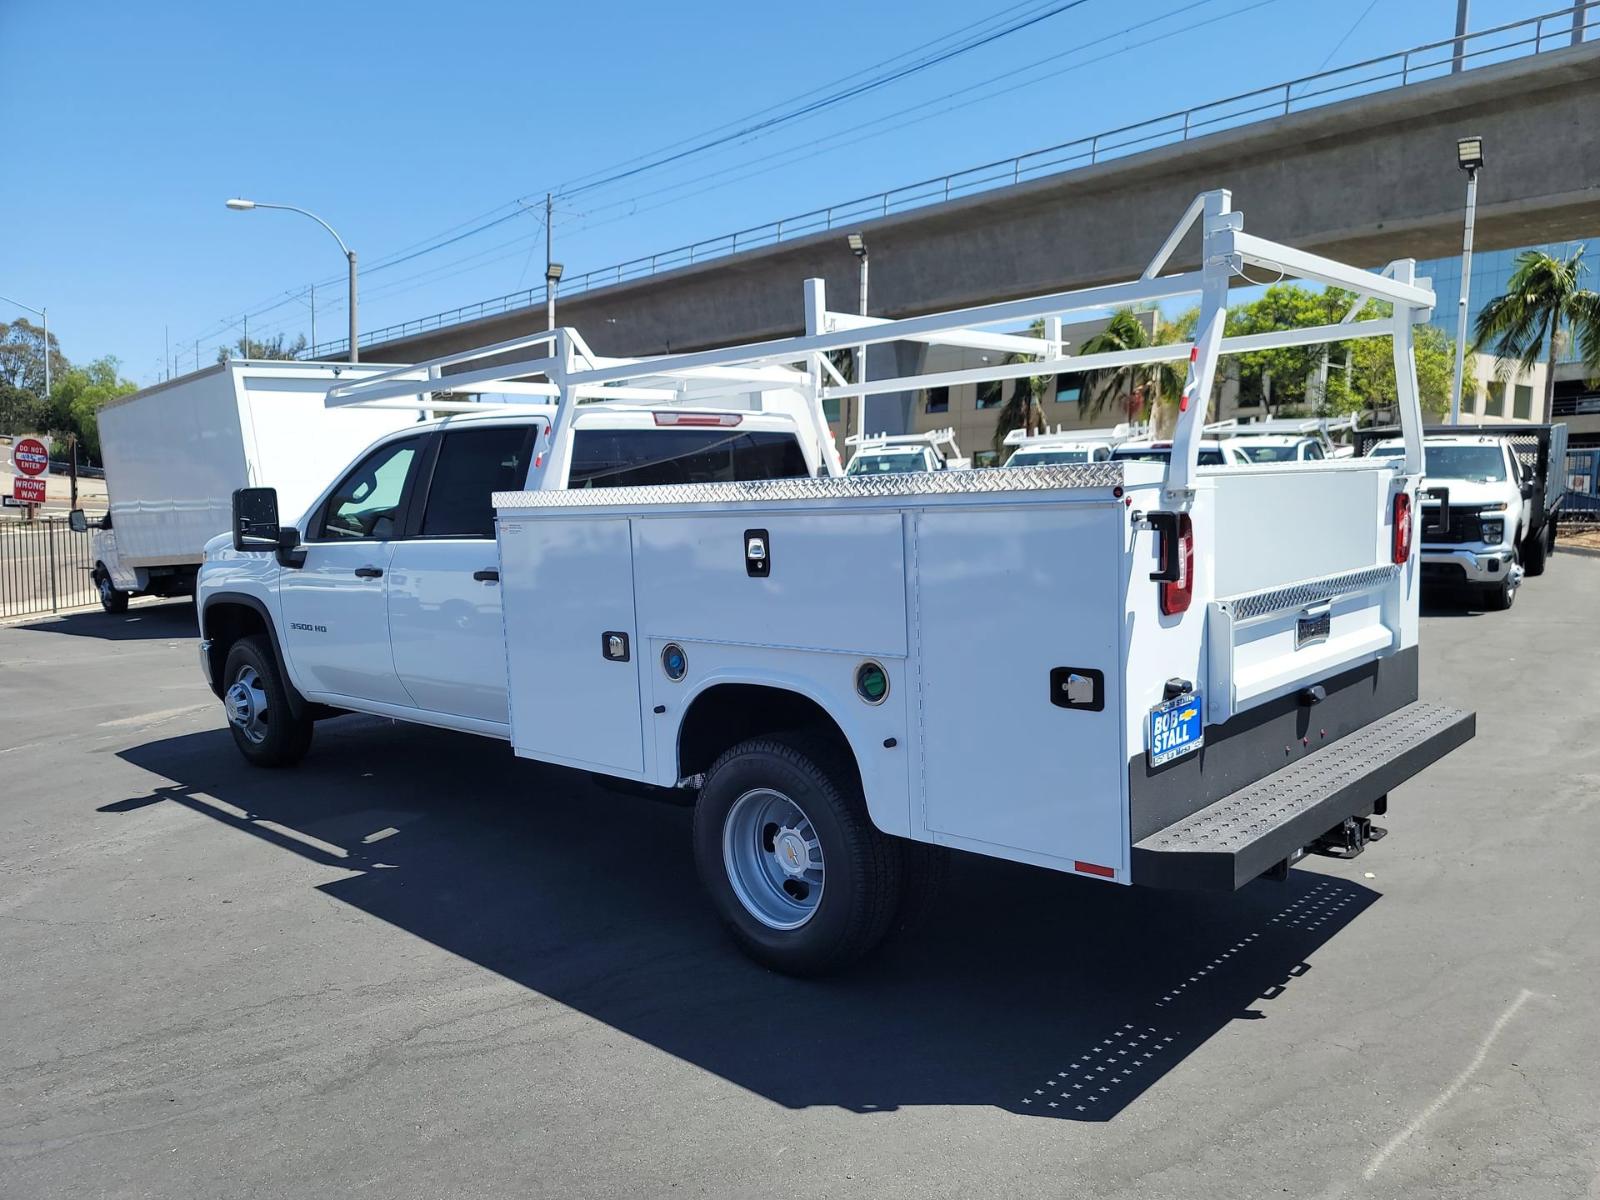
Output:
[1363, 988, 1535, 1180]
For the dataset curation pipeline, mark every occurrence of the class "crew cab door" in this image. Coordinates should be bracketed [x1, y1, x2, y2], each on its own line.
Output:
[388, 425, 535, 727]
[280, 434, 426, 706]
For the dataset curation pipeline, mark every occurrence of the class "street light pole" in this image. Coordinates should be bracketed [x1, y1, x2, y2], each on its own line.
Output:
[847, 233, 868, 441]
[0, 294, 49, 404]
[1450, 136, 1485, 425]
[226, 198, 359, 362]
[545, 262, 565, 332]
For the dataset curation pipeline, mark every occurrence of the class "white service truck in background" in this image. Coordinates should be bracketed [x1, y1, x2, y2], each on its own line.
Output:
[1358, 422, 1568, 611]
[198, 192, 1474, 975]
[71, 361, 428, 611]
[844, 428, 969, 474]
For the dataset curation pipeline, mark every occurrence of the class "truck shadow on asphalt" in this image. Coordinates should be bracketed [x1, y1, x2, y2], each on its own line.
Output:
[12, 600, 196, 640]
[113, 716, 1378, 1123]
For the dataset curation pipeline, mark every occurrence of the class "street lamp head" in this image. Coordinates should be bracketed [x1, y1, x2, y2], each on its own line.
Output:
[546, 262, 565, 283]
[846, 232, 867, 258]
[225, 198, 257, 211]
[1456, 136, 1484, 171]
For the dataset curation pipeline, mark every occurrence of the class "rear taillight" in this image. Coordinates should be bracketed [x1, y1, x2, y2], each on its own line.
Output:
[1161, 514, 1195, 615]
[1392, 491, 1412, 564]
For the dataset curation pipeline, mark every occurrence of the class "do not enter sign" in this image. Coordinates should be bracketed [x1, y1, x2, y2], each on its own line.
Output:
[12, 437, 50, 477]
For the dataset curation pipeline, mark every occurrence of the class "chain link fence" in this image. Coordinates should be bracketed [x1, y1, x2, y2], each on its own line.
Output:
[0, 516, 98, 619]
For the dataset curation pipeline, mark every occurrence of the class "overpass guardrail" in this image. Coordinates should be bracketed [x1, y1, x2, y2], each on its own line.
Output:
[308, 4, 1600, 360]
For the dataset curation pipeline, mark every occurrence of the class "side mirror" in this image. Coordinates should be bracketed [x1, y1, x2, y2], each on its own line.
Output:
[1521, 482, 1535, 500]
[67, 508, 88, 534]
[232, 487, 281, 552]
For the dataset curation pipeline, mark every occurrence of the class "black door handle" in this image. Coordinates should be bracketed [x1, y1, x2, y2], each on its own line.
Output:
[473, 569, 500, 582]
[353, 566, 384, 578]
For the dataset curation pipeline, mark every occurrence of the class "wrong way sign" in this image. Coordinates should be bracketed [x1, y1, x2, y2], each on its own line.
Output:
[13, 476, 47, 505]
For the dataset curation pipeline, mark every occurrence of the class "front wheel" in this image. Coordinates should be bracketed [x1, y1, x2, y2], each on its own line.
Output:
[1481, 554, 1519, 612]
[221, 635, 313, 767]
[1521, 526, 1548, 577]
[693, 735, 901, 976]
[95, 570, 128, 614]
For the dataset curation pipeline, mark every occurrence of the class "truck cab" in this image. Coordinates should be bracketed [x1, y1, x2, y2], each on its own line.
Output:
[1367, 434, 1527, 609]
[199, 401, 820, 741]
[845, 428, 969, 474]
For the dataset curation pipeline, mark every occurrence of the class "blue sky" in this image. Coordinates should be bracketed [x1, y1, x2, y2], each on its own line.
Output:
[0, 0, 1565, 384]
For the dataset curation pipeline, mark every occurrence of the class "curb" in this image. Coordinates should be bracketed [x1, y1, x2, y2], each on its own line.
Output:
[1555, 543, 1600, 560]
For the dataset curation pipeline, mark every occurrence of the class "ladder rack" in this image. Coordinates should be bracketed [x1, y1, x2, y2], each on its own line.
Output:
[324, 189, 1435, 495]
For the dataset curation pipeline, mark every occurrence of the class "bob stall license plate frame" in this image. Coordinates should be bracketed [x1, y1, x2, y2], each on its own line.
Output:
[1148, 691, 1204, 767]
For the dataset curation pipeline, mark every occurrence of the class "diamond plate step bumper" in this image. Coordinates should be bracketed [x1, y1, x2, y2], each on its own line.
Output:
[1132, 701, 1475, 891]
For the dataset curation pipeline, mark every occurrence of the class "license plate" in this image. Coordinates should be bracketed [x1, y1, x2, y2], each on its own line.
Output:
[1148, 691, 1203, 767]
[1296, 604, 1331, 649]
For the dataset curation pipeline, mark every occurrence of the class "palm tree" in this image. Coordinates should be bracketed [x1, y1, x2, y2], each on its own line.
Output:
[1077, 308, 1195, 434]
[991, 319, 1049, 455]
[1473, 248, 1600, 416]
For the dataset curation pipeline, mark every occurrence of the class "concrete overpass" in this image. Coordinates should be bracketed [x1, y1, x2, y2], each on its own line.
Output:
[355, 35, 1600, 413]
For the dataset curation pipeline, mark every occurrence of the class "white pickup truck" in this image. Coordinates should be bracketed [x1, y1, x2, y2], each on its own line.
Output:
[1361, 423, 1569, 611]
[198, 192, 1474, 975]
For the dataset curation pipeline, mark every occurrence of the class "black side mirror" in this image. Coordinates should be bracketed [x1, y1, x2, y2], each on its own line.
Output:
[232, 487, 281, 552]
[67, 508, 88, 534]
[1521, 482, 1535, 500]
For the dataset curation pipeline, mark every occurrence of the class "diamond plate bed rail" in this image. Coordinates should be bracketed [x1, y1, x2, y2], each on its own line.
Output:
[494, 462, 1124, 510]
[1132, 700, 1474, 890]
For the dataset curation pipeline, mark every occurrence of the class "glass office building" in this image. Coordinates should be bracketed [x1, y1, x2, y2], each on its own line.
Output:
[1421, 240, 1594, 366]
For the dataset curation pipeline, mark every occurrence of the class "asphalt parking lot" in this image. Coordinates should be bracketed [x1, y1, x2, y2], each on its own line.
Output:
[2, 563, 1597, 1200]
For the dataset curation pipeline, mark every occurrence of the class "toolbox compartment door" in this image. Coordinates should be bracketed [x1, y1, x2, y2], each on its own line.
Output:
[498, 515, 646, 776]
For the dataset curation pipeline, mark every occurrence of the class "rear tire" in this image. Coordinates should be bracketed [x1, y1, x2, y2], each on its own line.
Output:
[221, 635, 313, 767]
[693, 734, 901, 976]
[892, 840, 952, 938]
[95, 569, 128, 614]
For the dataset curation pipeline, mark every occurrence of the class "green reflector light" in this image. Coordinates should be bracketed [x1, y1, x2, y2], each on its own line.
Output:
[856, 662, 888, 704]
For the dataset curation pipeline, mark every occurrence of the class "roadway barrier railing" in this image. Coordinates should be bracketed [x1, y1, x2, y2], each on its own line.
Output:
[307, 4, 1600, 359]
[0, 515, 98, 619]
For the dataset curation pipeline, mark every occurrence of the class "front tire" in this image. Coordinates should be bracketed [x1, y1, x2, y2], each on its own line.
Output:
[222, 635, 313, 767]
[693, 735, 901, 976]
[1521, 525, 1548, 577]
[95, 569, 128, 614]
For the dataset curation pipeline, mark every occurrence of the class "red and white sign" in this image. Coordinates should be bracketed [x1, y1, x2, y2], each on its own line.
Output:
[12, 436, 50, 477]
[12, 476, 47, 505]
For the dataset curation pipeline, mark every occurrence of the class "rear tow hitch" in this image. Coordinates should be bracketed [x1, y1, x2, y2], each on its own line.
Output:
[1309, 815, 1387, 860]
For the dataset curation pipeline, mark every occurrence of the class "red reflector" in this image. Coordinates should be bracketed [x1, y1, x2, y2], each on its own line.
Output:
[1160, 514, 1195, 616]
[1075, 860, 1116, 878]
[1392, 490, 1412, 564]
[653, 411, 742, 427]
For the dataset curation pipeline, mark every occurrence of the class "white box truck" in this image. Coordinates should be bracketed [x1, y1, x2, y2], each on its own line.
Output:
[74, 360, 427, 611]
[197, 192, 1474, 975]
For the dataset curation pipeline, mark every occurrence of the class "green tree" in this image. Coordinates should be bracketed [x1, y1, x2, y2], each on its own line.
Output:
[218, 332, 308, 362]
[1076, 308, 1195, 432]
[1225, 285, 1357, 412]
[1323, 321, 1459, 420]
[48, 357, 138, 461]
[992, 319, 1049, 455]
[1472, 248, 1600, 416]
[0, 318, 69, 429]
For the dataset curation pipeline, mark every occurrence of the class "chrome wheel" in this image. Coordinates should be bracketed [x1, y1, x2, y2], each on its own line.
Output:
[722, 787, 825, 930]
[225, 664, 270, 745]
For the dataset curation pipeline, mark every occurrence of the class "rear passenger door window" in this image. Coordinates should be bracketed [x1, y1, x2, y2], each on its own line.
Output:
[419, 426, 536, 538]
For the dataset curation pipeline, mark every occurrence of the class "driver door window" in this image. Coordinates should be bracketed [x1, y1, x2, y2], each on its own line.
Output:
[318, 437, 425, 541]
